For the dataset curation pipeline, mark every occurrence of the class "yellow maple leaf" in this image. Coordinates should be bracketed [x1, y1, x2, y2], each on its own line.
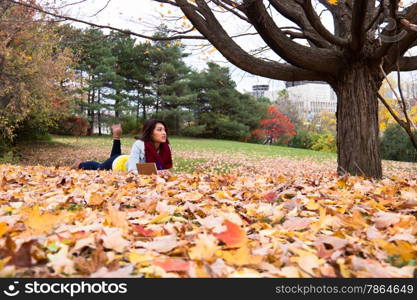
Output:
[24, 205, 61, 235]
[177, 191, 203, 202]
[290, 247, 325, 276]
[105, 204, 129, 232]
[375, 239, 417, 261]
[150, 212, 171, 224]
[306, 199, 320, 211]
[327, 0, 338, 4]
[213, 191, 233, 201]
[0, 222, 10, 237]
[337, 258, 351, 278]
[188, 234, 218, 262]
[86, 192, 104, 206]
[219, 245, 262, 266]
[310, 205, 331, 234]
[128, 251, 154, 265]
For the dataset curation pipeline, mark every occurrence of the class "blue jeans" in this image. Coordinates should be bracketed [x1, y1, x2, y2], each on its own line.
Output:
[79, 139, 121, 170]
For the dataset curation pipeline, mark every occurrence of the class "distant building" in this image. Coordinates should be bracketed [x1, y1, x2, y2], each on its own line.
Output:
[285, 82, 337, 118]
[401, 81, 417, 106]
[251, 84, 269, 99]
[250, 81, 337, 119]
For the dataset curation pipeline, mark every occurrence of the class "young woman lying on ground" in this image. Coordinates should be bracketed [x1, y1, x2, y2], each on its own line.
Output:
[71, 119, 173, 174]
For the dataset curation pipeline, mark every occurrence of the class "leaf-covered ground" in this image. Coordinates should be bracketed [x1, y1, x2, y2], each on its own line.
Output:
[0, 136, 416, 277]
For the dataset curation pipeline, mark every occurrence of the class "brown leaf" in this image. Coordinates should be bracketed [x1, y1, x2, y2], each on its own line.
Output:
[8, 240, 36, 268]
[282, 217, 314, 231]
[373, 212, 401, 229]
[74, 243, 107, 275]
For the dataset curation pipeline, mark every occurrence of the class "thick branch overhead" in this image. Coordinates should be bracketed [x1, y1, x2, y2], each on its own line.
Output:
[6, 0, 417, 77]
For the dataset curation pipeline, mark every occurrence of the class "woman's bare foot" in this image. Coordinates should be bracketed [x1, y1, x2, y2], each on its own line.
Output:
[111, 124, 122, 140]
[157, 170, 172, 176]
[70, 159, 82, 170]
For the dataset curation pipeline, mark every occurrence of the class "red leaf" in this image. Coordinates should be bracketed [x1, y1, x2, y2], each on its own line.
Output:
[261, 191, 277, 202]
[153, 258, 190, 272]
[213, 220, 246, 247]
[133, 225, 156, 237]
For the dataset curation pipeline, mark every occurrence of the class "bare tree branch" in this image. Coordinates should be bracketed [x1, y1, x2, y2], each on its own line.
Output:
[317, 0, 352, 39]
[51, 0, 90, 10]
[5, 0, 207, 40]
[88, 0, 112, 18]
[377, 92, 405, 127]
[173, 0, 324, 81]
[380, 64, 416, 131]
[212, 0, 249, 23]
[268, 0, 332, 48]
[301, 0, 348, 47]
[241, 0, 341, 74]
[365, 3, 383, 32]
[350, 0, 369, 52]
[376, 2, 417, 64]
[400, 18, 417, 31]
[377, 91, 417, 150]
[282, 30, 306, 40]
[398, 55, 417, 71]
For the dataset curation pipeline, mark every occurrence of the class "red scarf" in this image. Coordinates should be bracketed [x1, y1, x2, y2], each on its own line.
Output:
[144, 141, 173, 170]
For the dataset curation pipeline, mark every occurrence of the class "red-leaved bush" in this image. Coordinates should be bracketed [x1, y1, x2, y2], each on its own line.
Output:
[251, 106, 296, 143]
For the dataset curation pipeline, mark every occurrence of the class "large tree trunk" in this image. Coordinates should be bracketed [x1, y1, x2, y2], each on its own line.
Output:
[334, 63, 382, 179]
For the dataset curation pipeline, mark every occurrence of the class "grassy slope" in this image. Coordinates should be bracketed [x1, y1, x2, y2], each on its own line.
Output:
[10, 134, 415, 175]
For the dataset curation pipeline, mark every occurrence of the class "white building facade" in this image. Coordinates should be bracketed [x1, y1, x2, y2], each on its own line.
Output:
[251, 82, 337, 120]
[401, 81, 417, 106]
[285, 81, 337, 120]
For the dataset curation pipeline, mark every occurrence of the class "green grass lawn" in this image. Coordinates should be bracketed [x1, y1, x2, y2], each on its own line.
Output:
[3, 134, 415, 176]
[170, 136, 335, 160]
[10, 134, 335, 173]
[49, 134, 336, 159]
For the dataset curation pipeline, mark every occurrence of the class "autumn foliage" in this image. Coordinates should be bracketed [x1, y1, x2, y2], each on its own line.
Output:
[252, 106, 296, 143]
[0, 161, 417, 278]
[0, 1, 74, 145]
[52, 116, 90, 137]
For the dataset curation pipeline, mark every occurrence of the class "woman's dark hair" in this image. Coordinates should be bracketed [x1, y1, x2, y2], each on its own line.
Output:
[135, 119, 169, 142]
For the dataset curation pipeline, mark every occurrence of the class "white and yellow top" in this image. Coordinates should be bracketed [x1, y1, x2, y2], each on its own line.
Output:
[111, 140, 146, 172]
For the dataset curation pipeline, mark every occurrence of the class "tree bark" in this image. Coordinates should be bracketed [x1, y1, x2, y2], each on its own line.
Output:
[98, 89, 102, 136]
[142, 89, 147, 121]
[87, 83, 95, 136]
[334, 63, 382, 178]
[115, 90, 120, 119]
[136, 92, 140, 128]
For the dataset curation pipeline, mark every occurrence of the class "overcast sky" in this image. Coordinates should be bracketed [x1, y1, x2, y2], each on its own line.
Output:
[55, 0, 416, 93]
